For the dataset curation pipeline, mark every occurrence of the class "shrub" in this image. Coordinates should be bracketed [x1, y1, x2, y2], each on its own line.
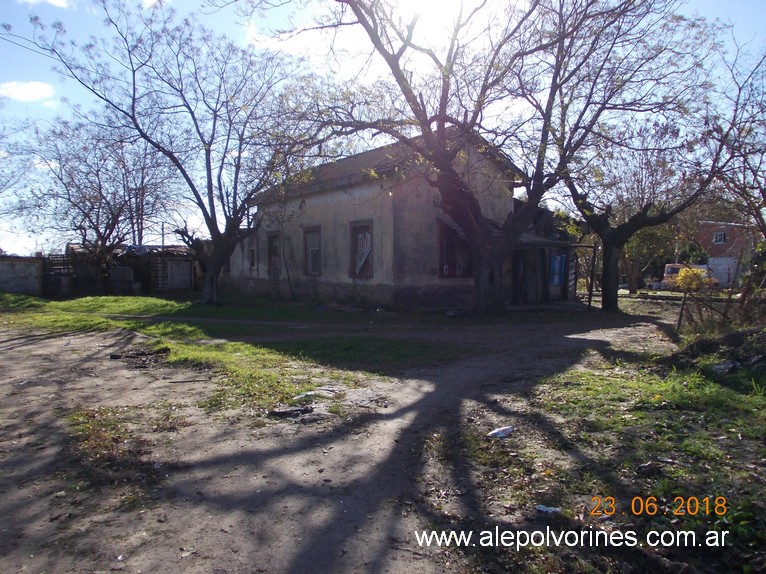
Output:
[677, 267, 706, 292]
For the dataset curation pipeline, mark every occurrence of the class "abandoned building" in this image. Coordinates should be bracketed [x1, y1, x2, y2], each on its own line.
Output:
[53, 243, 197, 296]
[225, 136, 577, 309]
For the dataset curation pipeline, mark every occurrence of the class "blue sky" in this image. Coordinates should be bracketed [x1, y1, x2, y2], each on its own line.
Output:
[2, 0, 764, 126]
[0, 0, 263, 121]
[1, 0, 765, 254]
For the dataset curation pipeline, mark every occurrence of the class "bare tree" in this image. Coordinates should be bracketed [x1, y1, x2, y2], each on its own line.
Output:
[717, 49, 766, 242]
[515, 0, 728, 311]
[16, 117, 175, 283]
[0, 103, 29, 218]
[15, 0, 325, 303]
[564, 119, 726, 309]
[209, 0, 725, 313]
[563, 26, 766, 310]
[297, 0, 578, 314]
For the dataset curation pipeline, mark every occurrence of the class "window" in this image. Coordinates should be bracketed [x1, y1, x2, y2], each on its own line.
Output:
[267, 233, 280, 279]
[713, 231, 727, 245]
[249, 248, 256, 271]
[304, 226, 321, 276]
[350, 220, 373, 279]
[438, 221, 472, 278]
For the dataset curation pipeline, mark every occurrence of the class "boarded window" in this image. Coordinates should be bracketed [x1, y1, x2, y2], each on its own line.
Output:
[304, 227, 321, 276]
[350, 221, 373, 279]
[267, 233, 280, 279]
[438, 221, 472, 278]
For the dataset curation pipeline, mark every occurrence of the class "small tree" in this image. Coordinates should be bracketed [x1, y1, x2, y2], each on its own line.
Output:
[621, 224, 678, 292]
[565, 117, 727, 310]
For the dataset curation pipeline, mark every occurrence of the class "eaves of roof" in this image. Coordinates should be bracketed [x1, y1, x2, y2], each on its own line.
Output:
[251, 140, 419, 207]
[250, 130, 521, 208]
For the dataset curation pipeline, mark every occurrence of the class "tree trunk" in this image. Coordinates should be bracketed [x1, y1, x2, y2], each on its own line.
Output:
[621, 252, 641, 294]
[472, 242, 506, 315]
[199, 238, 237, 304]
[600, 239, 623, 312]
[200, 261, 223, 304]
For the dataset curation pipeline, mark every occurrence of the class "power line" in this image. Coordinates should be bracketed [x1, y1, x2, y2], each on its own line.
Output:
[0, 34, 57, 61]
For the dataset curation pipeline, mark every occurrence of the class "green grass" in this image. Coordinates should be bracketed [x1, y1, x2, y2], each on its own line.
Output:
[0, 294, 186, 333]
[263, 336, 456, 373]
[1, 294, 462, 413]
[0, 294, 314, 339]
[161, 335, 454, 411]
[451, 356, 766, 573]
[161, 340, 314, 411]
[65, 406, 162, 502]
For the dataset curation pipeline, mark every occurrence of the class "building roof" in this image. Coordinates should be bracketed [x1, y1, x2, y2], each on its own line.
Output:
[251, 130, 520, 206]
[65, 243, 195, 258]
[282, 140, 417, 196]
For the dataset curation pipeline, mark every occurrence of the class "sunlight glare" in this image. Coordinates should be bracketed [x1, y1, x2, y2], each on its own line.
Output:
[392, 0, 469, 47]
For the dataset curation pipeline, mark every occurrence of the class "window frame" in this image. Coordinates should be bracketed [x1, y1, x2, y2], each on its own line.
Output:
[437, 220, 473, 278]
[713, 231, 727, 245]
[349, 219, 374, 279]
[303, 225, 322, 277]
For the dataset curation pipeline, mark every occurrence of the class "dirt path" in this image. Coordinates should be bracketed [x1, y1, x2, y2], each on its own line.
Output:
[0, 306, 677, 573]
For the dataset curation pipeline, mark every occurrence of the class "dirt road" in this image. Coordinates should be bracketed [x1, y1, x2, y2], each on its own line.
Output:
[0, 306, 677, 573]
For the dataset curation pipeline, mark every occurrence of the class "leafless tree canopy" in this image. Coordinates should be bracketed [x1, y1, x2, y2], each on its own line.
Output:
[716, 49, 766, 241]
[15, 117, 176, 255]
[235, 0, 729, 312]
[21, 0, 331, 302]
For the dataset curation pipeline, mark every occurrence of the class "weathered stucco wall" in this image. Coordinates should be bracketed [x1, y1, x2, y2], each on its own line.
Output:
[225, 143, 522, 308]
[0, 257, 44, 295]
[226, 177, 397, 304]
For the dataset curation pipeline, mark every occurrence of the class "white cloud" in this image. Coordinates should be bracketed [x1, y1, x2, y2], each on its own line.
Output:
[17, 0, 73, 8]
[0, 81, 56, 102]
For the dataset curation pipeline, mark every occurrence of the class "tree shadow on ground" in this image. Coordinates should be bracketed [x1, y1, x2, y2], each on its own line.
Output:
[148, 309, 686, 573]
[0, 308, 701, 573]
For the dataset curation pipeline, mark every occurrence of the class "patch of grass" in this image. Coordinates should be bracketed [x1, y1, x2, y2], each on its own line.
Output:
[263, 336, 458, 374]
[48, 295, 191, 316]
[160, 340, 339, 411]
[24, 312, 123, 332]
[149, 402, 193, 432]
[66, 406, 162, 499]
[162, 335, 456, 411]
[0, 293, 48, 310]
[1, 295, 291, 341]
[134, 320, 210, 340]
[454, 357, 766, 573]
[327, 402, 346, 416]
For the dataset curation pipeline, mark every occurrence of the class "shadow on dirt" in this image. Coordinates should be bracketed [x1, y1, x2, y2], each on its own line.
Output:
[154, 309, 683, 573]
[0, 307, 691, 573]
